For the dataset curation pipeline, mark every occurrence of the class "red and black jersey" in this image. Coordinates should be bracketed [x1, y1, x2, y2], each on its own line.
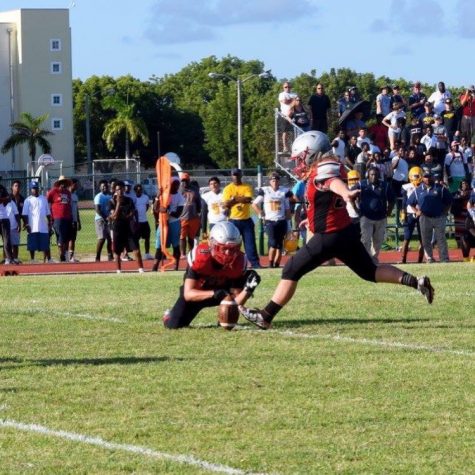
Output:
[185, 243, 247, 290]
[306, 160, 351, 233]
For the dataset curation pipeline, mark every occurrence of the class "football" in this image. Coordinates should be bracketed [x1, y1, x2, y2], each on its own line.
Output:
[218, 295, 239, 330]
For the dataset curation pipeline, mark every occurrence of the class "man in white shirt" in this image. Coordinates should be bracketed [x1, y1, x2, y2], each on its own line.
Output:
[134, 183, 153, 259]
[21, 181, 52, 262]
[331, 130, 347, 164]
[279, 82, 298, 153]
[444, 141, 470, 193]
[252, 172, 291, 268]
[420, 126, 438, 153]
[201, 176, 226, 236]
[428, 81, 452, 115]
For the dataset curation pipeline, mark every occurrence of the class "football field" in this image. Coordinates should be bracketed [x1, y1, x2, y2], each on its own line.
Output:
[1, 264, 474, 473]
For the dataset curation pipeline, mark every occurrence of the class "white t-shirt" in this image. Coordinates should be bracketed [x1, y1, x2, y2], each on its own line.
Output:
[402, 182, 417, 213]
[0, 204, 7, 219]
[135, 193, 150, 223]
[384, 110, 406, 134]
[332, 137, 346, 163]
[253, 186, 290, 221]
[444, 152, 467, 178]
[428, 90, 452, 114]
[201, 190, 226, 225]
[22, 195, 50, 233]
[392, 156, 409, 182]
[167, 192, 185, 223]
[279, 91, 297, 116]
[6, 201, 19, 228]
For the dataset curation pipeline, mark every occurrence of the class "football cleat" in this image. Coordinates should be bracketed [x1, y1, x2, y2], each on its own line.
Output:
[238, 305, 271, 330]
[417, 276, 434, 304]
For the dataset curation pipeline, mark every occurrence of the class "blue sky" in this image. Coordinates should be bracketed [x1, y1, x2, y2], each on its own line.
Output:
[3, 0, 474, 88]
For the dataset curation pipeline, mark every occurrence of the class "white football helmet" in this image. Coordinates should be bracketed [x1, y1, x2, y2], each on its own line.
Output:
[291, 131, 331, 177]
[209, 221, 242, 266]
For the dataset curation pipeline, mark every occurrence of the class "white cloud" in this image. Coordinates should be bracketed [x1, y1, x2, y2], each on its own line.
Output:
[144, 0, 315, 45]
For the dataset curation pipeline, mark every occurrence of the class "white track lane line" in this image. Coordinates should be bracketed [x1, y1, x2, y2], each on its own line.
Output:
[0, 419, 269, 475]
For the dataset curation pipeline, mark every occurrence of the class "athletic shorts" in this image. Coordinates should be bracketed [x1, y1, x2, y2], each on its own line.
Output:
[265, 219, 288, 250]
[282, 224, 377, 283]
[180, 217, 201, 240]
[136, 221, 151, 240]
[95, 219, 110, 240]
[53, 218, 73, 245]
[27, 232, 50, 252]
[111, 222, 139, 254]
[155, 220, 180, 249]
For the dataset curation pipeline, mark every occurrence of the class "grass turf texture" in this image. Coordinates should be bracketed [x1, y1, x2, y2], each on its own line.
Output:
[1, 264, 473, 473]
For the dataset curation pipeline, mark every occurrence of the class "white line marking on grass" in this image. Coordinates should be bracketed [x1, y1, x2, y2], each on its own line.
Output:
[0, 419, 268, 475]
[270, 330, 475, 357]
[9, 308, 124, 324]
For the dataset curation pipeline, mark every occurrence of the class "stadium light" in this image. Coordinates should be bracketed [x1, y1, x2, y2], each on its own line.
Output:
[208, 71, 271, 169]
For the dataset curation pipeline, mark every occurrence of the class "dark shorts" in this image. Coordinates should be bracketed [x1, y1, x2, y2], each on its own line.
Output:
[265, 219, 288, 250]
[403, 214, 421, 241]
[27, 232, 50, 252]
[111, 222, 139, 254]
[136, 221, 151, 240]
[53, 218, 73, 245]
[165, 285, 219, 329]
[282, 224, 377, 282]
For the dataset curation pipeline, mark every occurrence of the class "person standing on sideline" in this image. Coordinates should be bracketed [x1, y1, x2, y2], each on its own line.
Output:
[133, 183, 153, 260]
[109, 181, 144, 273]
[238, 131, 435, 330]
[9, 180, 24, 262]
[201, 176, 227, 236]
[0, 183, 15, 264]
[356, 166, 395, 264]
[47, 175, 73, 262]
[278, 82, 297, 153]
[67, 178, 81, 262]
[308, 83, 331, 133]
[22, 181, 53, 263]
[94, 180, 113, 262]
[252, 171, 292, 268]
[179, 173, 202, 258]
[408, 171, 453, 263]
[222, 168, 261, 269]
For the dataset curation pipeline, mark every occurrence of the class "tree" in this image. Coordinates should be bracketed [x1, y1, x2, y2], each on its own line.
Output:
[102, 92, 150, 159]
[1, 112, 53, 165]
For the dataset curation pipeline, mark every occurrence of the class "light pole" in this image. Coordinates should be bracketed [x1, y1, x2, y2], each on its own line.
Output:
[208, 71, 271, 170]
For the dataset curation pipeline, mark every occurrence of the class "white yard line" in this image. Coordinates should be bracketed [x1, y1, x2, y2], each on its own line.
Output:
[269, 329, 475, 357]
[8, 308, 124, 323]
[0, 419, 268, 475]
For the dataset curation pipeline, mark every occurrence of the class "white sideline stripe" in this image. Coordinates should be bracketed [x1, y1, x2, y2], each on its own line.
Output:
[0, 419, 267, 475]
[270, 330, 475, 357]
[11, 308, 123, 323]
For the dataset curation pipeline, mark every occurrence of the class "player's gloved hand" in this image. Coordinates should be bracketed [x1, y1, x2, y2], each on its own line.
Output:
[213, 289, 229, 301]
[244, 270, 261, 295]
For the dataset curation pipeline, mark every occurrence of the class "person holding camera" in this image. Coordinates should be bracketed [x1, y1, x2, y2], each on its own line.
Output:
[459, 86, 475, 142]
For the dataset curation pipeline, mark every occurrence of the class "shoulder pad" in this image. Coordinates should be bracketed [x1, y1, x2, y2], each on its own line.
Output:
[314, 159, 341, 182]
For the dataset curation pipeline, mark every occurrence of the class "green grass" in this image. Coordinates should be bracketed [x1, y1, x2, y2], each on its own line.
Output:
[1, 264, 474, 473]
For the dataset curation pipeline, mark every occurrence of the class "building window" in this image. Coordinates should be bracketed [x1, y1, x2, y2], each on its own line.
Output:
[52, 118, 63, 131]
[50, 62, 62, 74]
[51, 94, 63, 106]
[50, 39, 61, 51]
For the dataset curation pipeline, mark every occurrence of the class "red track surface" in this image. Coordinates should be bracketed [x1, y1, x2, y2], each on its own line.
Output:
[1, 249, 464, 276]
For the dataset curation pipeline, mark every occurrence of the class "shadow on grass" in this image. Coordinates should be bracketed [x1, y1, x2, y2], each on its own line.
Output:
[0, 356, 184, 369]
[273, 317, 431, 328]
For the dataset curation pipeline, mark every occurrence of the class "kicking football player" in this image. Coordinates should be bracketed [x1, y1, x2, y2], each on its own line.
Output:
[239, 131, 435, 330]
[163, 221, 261, 329]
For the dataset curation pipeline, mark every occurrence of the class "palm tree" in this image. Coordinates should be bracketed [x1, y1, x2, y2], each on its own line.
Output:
[102, 95, 149, 159]
[1, 112, 53, 164]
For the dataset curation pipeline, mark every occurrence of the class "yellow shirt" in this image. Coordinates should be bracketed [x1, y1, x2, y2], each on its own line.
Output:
[222, 182, 254, 220]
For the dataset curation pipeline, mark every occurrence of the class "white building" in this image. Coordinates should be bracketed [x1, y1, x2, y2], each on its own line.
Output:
[0, 8, 74, 174]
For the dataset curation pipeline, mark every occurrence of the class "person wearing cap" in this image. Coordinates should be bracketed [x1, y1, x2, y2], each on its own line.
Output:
[22, 182, 53, 263]
[441, 97, 457, 142]
[47, 176, 73, 262]
[390, 84, 406, 111]
[408, 171, 452, 263]
[252, 172, 292, 268]
[376, 85, 392, 117]
[444, 140, 470, 193]
[222, 168, 261, 268]
[408, 82, 427, 119]
[428, 81, 452, 115]
[421, 152, 443, 184]
[459, 85, 475, 142]
[420, 101, 436, 129]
